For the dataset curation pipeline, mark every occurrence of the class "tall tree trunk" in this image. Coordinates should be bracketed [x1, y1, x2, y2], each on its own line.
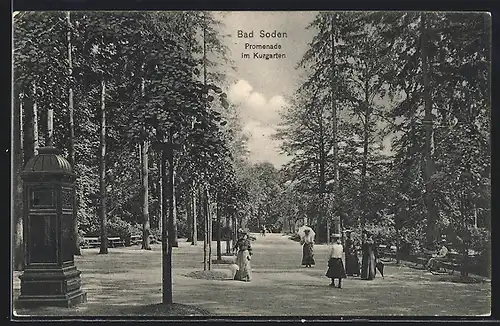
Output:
[161, 135, 172, 304]
[140, 72, 151, 250]
[33, 83, 39, 155]
[23, 86, 35, 163]
[99, 77, 108, 254]
[66, 12, 81, 256]
[191, 186, 198, 245]
[225, 211, 231, 254]
[186, 187, 193, 243]
[459, 191, 470, 278]
[201, 14, 209, 269]
[172, 166, 178, 247]
[360, 106, 370, 230]
[158, 154, 163, 232]
[420, 14, 439, 248]
[141, 140, 151, 250]
[46, 109, 53, 146]
[202, 187, 207, 270]
[207, 190, 212, 269]
[319, 104, 327, 243]
[13, 91, 24, 271]
[232, 216, 237, 253]
[29, 82, 39, 157]
[330, 14, 340, 237]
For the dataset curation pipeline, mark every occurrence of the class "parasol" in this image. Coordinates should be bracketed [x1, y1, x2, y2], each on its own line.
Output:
[376, 261, 385, 279]
[297, 225, 316, 240]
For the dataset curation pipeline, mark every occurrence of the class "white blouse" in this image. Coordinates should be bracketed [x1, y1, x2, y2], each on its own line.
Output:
[328, 244, 344, 259]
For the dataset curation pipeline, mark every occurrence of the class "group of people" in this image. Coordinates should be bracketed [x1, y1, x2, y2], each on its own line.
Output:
[231, 225, 451, 285]
[300, 228, 381, 288]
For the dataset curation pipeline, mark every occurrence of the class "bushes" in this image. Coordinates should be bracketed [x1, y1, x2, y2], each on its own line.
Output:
[84, 215, 141, 246]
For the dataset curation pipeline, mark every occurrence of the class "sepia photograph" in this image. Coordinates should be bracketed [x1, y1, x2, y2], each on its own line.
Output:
[11, 10, 491, 319]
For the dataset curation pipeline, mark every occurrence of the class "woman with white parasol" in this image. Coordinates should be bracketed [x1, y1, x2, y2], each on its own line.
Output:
[233, 228, 253, 282]
[298, 225, 316, 267]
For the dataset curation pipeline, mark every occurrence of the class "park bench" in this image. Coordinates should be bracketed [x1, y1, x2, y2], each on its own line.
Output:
[432, 252, 461, 275]
[82, 236, 100, 249]
[377, 245, 397, 262]
[130, 234, 142, 246]
[81, 236, 125, 248]
[411, 249, 434, 269]
[108, 236, 125, 248]
[431, 251, 480, 275]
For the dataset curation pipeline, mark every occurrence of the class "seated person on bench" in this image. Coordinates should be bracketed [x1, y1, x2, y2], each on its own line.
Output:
[426, 240, 449, 271]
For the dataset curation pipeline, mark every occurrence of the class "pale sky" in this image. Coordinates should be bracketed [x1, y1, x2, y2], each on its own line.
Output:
[214, 11, 318, 168]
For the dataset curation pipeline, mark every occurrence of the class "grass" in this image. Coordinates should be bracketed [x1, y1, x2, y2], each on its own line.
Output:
[12, 233, 491, 317]
[186, 270, 232, 280]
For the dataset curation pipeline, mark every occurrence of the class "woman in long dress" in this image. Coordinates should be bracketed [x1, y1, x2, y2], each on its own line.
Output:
[360, 231, 377, 280]
[301, 229, 315, 267]
[344, 230, 360, 276]
[325, 234, 347, 288]
[233, 229, 252, 282]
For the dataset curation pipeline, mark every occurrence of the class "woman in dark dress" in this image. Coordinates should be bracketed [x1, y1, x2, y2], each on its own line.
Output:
[301, 229, 315, 267]
[344, 230, 360, 276]
[360, 231, 377, 280]
[325, 234, 347, 288]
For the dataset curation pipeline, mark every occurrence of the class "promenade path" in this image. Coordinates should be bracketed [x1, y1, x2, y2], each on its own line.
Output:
[12, 232, 491, 317]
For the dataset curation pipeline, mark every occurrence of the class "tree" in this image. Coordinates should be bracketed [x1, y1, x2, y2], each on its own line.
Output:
[98, 78, 108, 254]
[66, 11, 81, 256]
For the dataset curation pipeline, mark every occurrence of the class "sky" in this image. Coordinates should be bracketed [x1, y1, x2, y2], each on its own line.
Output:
[213, 11, 318, 168]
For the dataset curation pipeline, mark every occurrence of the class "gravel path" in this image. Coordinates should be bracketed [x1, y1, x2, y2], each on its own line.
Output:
[12, 233, 491, 317]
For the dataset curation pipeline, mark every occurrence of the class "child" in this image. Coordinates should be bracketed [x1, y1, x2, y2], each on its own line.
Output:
[325, 234, 347, 288]
[228, 263, 240, 280]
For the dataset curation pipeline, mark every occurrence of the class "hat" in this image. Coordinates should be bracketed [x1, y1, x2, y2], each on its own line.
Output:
[344, 229, 352, 234]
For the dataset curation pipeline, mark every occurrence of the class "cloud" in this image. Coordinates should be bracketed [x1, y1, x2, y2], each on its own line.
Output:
[227, 79, 253, 104]
[228, 79, 287, 126]
[228, 79, 290, 167]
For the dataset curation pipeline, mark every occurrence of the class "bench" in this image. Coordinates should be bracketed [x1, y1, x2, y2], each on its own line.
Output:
[82, 236, 125, 248]
[82, 237, 100, 249]
[431, 252, 463, 275]
[377, 245, 397, 261]
[130, 235, 142, 246]
[411, 250, 434, 269]
[108, 236, 125, 248]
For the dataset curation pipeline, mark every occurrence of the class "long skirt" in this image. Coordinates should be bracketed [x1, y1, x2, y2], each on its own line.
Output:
[345, 252, 360, 276]
[234, 249, 252, 281]
[361, 251, 376, 280]
[326, 258, 346, 279]
[302, 243, 315, 266]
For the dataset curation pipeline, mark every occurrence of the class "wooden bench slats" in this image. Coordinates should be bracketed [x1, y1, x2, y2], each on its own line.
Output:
[82, 236, 125, 248]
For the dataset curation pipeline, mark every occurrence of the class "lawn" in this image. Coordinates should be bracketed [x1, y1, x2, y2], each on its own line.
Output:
[12, 233, 491, 318]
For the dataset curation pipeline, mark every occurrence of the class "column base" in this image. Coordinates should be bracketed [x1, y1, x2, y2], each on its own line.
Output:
[16, 290, 87, 308]
[17, 265, 87, 308]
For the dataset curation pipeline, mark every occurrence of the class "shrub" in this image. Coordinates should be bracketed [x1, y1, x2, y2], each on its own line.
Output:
[469, 227, 490, 255]
[85, 215, 134, 244]
[150, 228, 161, 242]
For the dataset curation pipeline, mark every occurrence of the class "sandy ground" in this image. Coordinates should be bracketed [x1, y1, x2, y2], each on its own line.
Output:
[12, 232, 491, 318]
